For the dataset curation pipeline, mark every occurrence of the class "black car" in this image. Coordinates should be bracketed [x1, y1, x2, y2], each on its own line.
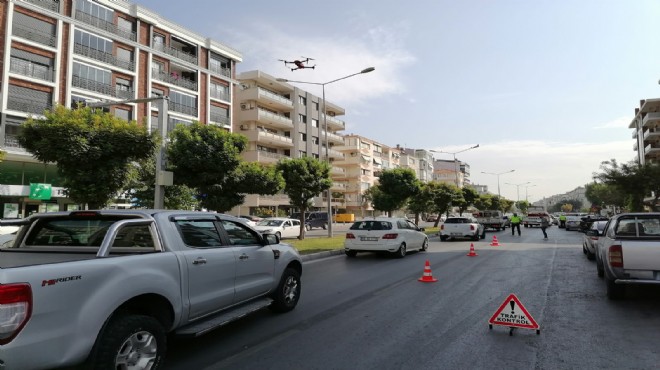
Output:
[578, 215, 609, 233]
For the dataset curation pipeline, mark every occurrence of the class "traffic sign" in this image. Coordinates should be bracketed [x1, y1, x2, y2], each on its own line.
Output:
[488, 293, 540, 335]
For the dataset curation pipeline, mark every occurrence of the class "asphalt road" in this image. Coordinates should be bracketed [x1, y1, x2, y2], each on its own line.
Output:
[164, 226, 660, 370]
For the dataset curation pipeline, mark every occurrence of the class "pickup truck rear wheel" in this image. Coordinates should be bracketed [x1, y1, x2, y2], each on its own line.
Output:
[606, 277, 625, 300]
[92, 314, 165, 370]
[270, 268, 301, 313]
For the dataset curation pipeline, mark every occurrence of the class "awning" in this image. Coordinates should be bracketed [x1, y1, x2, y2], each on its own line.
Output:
[373, 157, 382, 165]
[361, 155, 371, 161]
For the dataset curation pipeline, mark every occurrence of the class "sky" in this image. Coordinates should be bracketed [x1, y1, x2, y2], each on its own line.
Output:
[134, 0, 660, 202]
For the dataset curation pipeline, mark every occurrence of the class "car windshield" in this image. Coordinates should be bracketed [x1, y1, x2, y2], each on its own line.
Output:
[445, 218, 471, 224]
[349, 221, 392, 230]
[256, 220, 283, 227]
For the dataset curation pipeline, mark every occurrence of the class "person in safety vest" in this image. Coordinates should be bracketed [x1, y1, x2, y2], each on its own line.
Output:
[559, 214, 566, 228]
[510, 213, 522, 236]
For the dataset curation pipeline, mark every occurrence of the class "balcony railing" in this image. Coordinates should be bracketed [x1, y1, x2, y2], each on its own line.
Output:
[24, 0, 59, 12]
[151, 69, 197, 91]
[210, 114, 229, 126]
[74, 43, 135, 71]
[323, 114, 346, 130]
[209, 64, 231, 78]
[169, 102, 198, 117]
[10, 57, 54, 82]
[4, 134, 27, 152]
[72, 75, 133, 99]
[153, 43, 197, 65]
[74, 10, 136, 41]
[12, 23, 56, 47]
[210, 89, 230, 101]
[7, 96, 52, 115]
[258, 87, 293, 106]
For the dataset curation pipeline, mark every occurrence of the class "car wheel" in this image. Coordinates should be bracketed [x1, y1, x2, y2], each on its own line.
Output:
[90, 314, 166, 370]
[305, 224, 311, 231]
[582, 243, 588, 255]
[322, 223, 327, 230]
[393, 243, 406, 258]
[421, 238, 428, 251]
[586, 248, 595, 261]
[472, 233, 479, 241]
[270, 268, 301, 312]
[606, 277, 625, 300]
[440, 235, 449, 241]
[275, 232, 281, 239]
[596, 253, 604, 278]
[345, 250, 358, 257]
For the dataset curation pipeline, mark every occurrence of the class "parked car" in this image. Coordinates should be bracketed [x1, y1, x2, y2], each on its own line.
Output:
[591, 212, 660, 299]
[344, 217, 428, 258]
[564, 213, 587, 231]
[238, 214, 263, 227]
[440, 216, 485, 241]
[579, 215, 609, 233]
[253, 217, 302, 239]
[291, 211, 330, 230]
[582, 220, 608, 260]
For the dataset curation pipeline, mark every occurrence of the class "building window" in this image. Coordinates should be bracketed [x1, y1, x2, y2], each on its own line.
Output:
[298, 114, 307, 124]
[74, 30, 113, 53]
[151, 88, 165, 98]
[209, 53, 231, 76]
[210, 82, 230, 101]
[153, 33, 165, 47]
[299, 96, 306, 106]
[300, 133, 307, 142]
[117, 48, 133, 63]
[311, 119, 318, 128]
[299, 150, 306, 158]
[76, 0, 114, 23]
[114, 108, 131, 121]
[210, 105, 230, 125]
[169, 90, 197, 116]
[313, 101, 319, 111]
[117, 17, 133, 33]
[312, 136, 319, 145]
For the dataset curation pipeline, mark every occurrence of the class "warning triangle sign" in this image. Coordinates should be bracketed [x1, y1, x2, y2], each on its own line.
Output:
[488, 293, 539, 330]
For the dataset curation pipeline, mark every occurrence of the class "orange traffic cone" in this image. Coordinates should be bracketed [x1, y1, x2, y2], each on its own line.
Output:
[418, 260, 438, 283]
[467, 243, 478, 257]
[490, 235, 500, 246]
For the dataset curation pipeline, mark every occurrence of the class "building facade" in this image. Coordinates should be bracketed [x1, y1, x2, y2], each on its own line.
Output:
[0, 0, 242, 217]
[401, 148, 433, 183]
[232, 70, 347, 216]
[629, 98, 660, 165]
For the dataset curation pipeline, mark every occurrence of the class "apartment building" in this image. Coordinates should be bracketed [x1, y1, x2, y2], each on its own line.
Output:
[333, 135, 401, 216]
[630, 98, 660, 165]
[0, 0, 241, 217]
[232, 70, 347, 216]
[401, 148, 434, 182]
[432, 158, 472, 187]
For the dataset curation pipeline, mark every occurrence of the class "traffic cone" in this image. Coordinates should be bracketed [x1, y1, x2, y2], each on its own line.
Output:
[467, 243, 478, 257]
[490, 235, 500, 246]
[418, 260, 438, 282]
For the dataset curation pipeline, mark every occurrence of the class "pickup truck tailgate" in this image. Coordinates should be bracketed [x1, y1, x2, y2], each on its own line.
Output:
[622, 240, 660, 271]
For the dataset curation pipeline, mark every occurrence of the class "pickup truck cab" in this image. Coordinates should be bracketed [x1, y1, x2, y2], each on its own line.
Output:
[0, 210, 302, 369]
[590, 212, 660, 299]
[473, 210, 506, 231]
[440, 216, 485, 241]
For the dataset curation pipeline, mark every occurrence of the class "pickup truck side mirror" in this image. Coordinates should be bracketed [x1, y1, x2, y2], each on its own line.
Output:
[263, 233, 280, 245]
[585, 229, 600, 237]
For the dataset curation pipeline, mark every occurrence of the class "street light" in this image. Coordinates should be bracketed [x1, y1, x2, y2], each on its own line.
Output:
[277, 67, 375, 237]
[430, 144, 479, 187]
[481, 170, 515, 199]
[505, 181, 531, 203]
[524, 184, 537, 202]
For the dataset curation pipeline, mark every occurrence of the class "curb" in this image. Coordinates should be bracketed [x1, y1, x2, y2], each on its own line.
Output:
[301, 249, 344, 262]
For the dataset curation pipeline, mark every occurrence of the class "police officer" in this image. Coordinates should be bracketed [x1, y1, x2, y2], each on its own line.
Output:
[559, 214, 566, 228]
[510, 213, 522, 236]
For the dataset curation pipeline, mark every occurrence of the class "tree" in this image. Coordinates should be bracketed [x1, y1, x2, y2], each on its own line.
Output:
[427, 182, 460, 227]
[276, 157, 332, 239]
[407, 182, 433, 224]
[516, 200, 530, 214]
[585, 182, 625, 214]
[456, 186, 479, 215]
[18, 105, 157, 209]
[371, 168, 419, 216]
[594, 159, 660, 212]
[473, 194, 493, 211]
[166, 123, 284, 212]
[125, 156, 200, 210]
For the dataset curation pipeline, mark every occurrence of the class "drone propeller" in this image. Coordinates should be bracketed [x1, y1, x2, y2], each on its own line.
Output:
[301, 56, 315, 61]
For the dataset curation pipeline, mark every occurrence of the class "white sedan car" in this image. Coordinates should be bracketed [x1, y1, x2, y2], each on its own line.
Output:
[253, 217, 301, 239]
[344, 217, 429, 258]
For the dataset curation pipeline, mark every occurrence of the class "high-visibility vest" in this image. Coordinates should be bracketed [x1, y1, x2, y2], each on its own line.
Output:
[510, 216, 522, 224]
[559, 215, 566, 221]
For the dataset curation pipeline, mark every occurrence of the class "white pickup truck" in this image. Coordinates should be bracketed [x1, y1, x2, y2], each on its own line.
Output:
[440, 216, 485, 241]
[0, 210, 303, 369]
[590, 212, 660, 300]
[473, 210, 507, 231]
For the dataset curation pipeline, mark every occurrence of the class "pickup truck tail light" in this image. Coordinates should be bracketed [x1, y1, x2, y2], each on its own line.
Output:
[382, 233, 398, 240]
[470, 225, 475, 231]
[0, 283, 32, 344]
[608, 245, 624, 268]
[345, 233, 355, 239]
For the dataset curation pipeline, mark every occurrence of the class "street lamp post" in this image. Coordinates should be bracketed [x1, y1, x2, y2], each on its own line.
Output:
[481, 170, 515, 199]
[277, 67, 375, 237]
[505, 181, 531, 203]
[524, 184, 537, 202]
[430, 145, 479, 187]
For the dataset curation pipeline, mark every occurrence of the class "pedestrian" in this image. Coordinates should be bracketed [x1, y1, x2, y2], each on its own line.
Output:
[510, 213, 522, 236]
[540, 214, 550, 239]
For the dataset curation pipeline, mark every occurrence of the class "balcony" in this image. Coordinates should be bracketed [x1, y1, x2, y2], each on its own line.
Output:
[10, 57, 54, 82]
[153, 43, 197, 65]
[331, 182, 347, 191]
[74, 43, 135, 71]
[169, 102, 198, 117]
[74, 10, 136, 41]
[238, 87, 293, 111]
[323, 131, 344, 145]
[210, 88, 230, 102]
[4, 134, 27, 152]
[72, 75, 133, 99]
[242, 150, 289, 163]
[322, 114, 346, 130]
[642, 112, 660, 128]
[644, 129, 660, 142]
[152, 69, 197, 91]
[241, 108, 293, 130]
[209, 114, 230, 126]
[244, 130, 294, 148]
[24, 0, 59, 12]
[326, 148, 344, 160]
[644, 143, 660, 158]
[7, 96, 52, 115]
[209, 64, 231, 78]
[331, 167, 345, 176]
[12, 23, 56, 47]
[632, 129, 639, 139]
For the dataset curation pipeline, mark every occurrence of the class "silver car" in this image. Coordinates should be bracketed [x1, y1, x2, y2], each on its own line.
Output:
[582, 220, 608, 260]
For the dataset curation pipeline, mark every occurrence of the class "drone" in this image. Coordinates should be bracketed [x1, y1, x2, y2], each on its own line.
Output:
[278, 57, 316, 71]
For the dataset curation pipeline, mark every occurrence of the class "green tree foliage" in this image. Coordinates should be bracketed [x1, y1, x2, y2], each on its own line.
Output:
[426, 182, 460, 227]
[126, 156, 200, 210]
[593, 159, 660, 212]
[455, 186, 479, 215]
[500, 197, 515, 212]
[166, 123, 284, 212]
[18, 105, 157, 209]
[407, 182, 432, 224]
[473, 194, 493, 211]
[276, 157, 332, 239]
[516, 200, 530, 214]
[585, 182, 625, 213]
[371, 168, 420, 216]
